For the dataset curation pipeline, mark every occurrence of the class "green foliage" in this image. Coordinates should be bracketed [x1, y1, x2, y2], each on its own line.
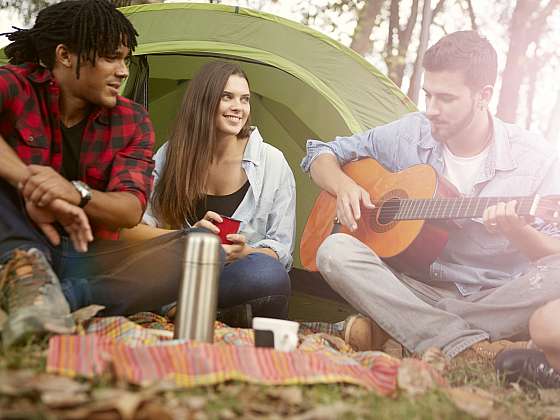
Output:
[0, 0, 52, 24]
[0, 0, 157, 24]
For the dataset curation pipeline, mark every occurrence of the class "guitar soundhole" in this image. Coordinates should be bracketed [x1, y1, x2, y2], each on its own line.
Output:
[378, 198, 401, 224]
[369, 190, 407, 233]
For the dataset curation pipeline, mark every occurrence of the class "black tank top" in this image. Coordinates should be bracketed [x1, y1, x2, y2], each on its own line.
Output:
[189, 180, 250, 225]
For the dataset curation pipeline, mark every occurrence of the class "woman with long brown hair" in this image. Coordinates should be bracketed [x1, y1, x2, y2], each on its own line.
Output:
[126, 60, 295, 323]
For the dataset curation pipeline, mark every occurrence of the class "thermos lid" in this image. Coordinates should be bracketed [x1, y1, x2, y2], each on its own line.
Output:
[184, 231, 221, 264]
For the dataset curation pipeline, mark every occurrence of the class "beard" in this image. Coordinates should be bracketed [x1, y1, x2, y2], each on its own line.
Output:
[429, 100, 477, 143]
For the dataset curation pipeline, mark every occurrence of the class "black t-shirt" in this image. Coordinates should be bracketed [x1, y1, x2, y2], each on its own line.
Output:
[189, 180, 250, 225]
[60, 119, 87, 180]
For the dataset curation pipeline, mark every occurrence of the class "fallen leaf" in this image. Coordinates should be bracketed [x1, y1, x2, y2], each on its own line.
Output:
[91, 388, 146, 420]
[0, 307, 7, 331]
[509, 382, 523, 393]
[218, 408, 236, 419]
[541, 406, 560, 419]
[539, 389, 560, 404]
[34, 374, 90, 394]
[72, 305, 105, 334]
[193, 412, 209, 420]
[0, 370, 36, 396]
[267, 387, 304, 406]
[290, 402, 356, 420]
[397, 359, 436, 396]
[72, 304, 105, 324]
[447, 386, 494, 419]
[341, 386, 368, 399]
[134, 401, 175, 420]
[41, 391, 89, 408]
[422, 347, 449, 373]
[249, 401, 277, 415]
[183, 395, 207, 411]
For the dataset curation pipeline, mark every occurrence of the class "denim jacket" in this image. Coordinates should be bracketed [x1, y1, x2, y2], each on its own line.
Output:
[144, 127, 296, 269]
[301, 112, 560, 295]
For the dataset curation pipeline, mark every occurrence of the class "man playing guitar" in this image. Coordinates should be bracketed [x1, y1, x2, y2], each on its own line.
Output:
[301, 31, 560, 359]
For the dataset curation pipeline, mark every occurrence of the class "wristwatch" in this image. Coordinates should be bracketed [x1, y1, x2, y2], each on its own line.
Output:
[71, 180, 92, 208]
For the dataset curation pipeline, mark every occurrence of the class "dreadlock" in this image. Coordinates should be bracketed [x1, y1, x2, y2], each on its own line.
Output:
[2, 0, 138, 78]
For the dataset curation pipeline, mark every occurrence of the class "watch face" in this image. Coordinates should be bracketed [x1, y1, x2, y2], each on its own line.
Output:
[72, 181, 91, 207]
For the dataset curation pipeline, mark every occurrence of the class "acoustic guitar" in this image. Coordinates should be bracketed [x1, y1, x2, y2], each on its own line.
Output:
[300, 158, 560, 275]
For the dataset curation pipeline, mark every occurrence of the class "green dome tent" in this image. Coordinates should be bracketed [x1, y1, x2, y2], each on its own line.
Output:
[0, 2, 416, 318]
[118, 2, 416, 268]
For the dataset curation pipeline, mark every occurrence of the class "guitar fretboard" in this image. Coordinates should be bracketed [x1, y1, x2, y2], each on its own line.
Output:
[379, 196, 536, 221]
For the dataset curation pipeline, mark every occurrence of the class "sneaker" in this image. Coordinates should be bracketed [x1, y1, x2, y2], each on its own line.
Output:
[217, 303, 253, 329]
[457, 339, 528, 362]
[0, 249, 75, 347]
[343, 314, 391, 352]
[496, 349, 560, 388]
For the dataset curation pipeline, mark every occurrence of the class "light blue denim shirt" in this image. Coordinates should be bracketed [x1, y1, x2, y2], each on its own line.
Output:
[301, 112, 560, 295]
[144, 127, 296, 269]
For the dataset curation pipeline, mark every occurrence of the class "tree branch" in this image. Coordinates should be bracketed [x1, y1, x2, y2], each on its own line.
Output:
[464, 0, 478, 30]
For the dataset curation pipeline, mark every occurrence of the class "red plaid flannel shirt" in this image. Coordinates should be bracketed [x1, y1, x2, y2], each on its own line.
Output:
[0, 63, 155, 240]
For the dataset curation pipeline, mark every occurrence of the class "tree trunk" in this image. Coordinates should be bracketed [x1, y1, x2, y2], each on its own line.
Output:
[350, 0, 386, 55]
[497, 0, 560, 123]
[496, 0, 532, 123]
[525, 66, 536, 129]
[464, 0, 478, 30]
[385, 0, 420, 87]
[546, 89, 560, 142]
[408, 0, 432, 103]
[407, 0, 445, 102]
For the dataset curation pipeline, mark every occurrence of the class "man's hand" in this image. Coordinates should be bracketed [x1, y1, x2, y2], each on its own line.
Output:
[222, 233, 249, 263]
[335, 178, 375, 231]
[25, 198, 93, 252]
[21, 165, 80, 207]
[482, 200, 529, 237]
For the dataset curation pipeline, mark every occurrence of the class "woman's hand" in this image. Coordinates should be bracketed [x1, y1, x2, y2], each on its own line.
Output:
[222, 233, 249, 263]
[193, 210, 222, 234]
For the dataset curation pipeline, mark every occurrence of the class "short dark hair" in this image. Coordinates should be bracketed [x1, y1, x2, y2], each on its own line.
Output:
[423, 30, 497, 90]
[2, 0, 138, 78]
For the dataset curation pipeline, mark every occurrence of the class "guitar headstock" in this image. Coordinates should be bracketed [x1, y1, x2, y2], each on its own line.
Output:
[535, 195, 560, 223]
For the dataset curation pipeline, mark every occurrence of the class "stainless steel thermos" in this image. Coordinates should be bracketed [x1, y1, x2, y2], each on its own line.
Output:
[174, 231, 221, 342]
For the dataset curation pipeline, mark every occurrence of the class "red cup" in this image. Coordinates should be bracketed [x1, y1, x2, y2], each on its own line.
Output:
[213, 216, 241, 244]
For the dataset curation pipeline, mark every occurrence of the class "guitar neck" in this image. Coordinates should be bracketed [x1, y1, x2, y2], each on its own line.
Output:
[391, 196, 537, 221]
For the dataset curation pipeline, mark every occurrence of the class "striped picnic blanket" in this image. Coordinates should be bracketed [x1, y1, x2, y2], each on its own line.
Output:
[46, 315, 437, 395]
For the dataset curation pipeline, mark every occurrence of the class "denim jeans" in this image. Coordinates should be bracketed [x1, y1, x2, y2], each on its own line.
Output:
[1, 179, 289, 318]
[219, 253, 290, 319]
[317, 233, 560, 358]
[0, 179, 213, 316]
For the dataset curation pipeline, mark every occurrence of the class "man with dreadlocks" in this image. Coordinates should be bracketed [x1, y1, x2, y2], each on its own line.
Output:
[0, 0, 189, 346]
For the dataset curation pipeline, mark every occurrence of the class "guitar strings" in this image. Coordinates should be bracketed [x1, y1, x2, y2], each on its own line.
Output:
[356, 197, 558, 220]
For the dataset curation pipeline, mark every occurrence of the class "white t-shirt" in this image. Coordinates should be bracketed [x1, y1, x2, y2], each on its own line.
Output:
[442, 145, 489, 195]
